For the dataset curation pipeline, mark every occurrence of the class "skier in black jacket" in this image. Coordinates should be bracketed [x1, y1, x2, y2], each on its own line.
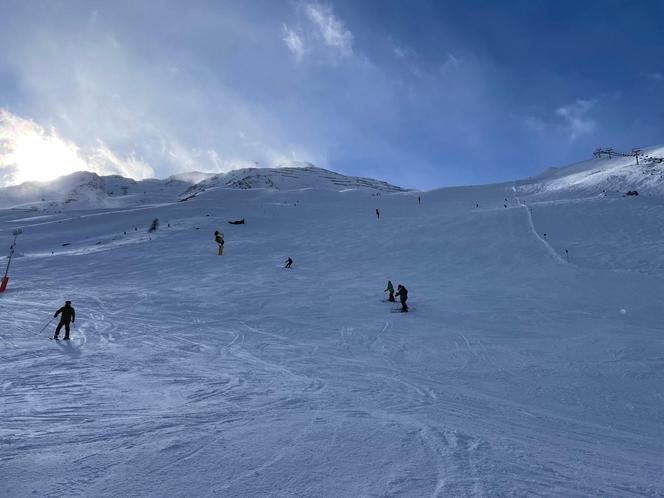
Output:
[53, 301, 75, 340]
[395, 285, 408, 312]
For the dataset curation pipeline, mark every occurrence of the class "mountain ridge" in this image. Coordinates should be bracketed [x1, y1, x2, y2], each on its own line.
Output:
[2, 145, 664, 210]
[180, 164, 408, 199]
[0, 164, 407, 210]
[515, 144, 664, 199]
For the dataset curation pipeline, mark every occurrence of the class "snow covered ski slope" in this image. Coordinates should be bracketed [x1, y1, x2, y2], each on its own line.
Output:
[1, 156, 664, 496]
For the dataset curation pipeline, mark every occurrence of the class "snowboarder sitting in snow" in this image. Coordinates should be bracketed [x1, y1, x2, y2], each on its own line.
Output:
[285, 257, 293, 269]
[215, 231, 224, 255]
[228, 218, 245, 225]
[395, 284, 408, 312]
[385, 280, 395, 302]
[53, 300, 75, 340]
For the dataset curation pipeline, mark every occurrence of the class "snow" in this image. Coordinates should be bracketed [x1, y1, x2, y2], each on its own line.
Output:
[1, 155, 664, 496]
[0, 165, 405, 211]
[0, 171, 190, 210]
[517, 145, 664, 199]
[181, 164, 407, 199]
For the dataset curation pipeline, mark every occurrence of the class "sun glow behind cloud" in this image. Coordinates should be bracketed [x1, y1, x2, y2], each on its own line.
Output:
[0, 109, 154, 187]
[0, 109, 87, 185]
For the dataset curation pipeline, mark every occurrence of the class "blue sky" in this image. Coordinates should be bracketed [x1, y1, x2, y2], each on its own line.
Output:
[0, 0, 662, 188]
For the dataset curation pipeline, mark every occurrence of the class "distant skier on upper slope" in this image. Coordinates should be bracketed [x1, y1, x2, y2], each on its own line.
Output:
[285, 257, 293, 269]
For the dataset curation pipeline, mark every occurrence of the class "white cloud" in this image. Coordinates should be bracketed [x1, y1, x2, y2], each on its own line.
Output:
[440, 52, 461, 74]
[282, 25, 306, 61]
[650, 72, 664, 81]
[283, 3, 353, 61]
[86, 141, 154, 180]
[555, 99, 597, 140]
[0, 16, 323, 183]
[393, 45, 408, 58]
[304, 3, 353, 57]
[0, 109, 154, 187]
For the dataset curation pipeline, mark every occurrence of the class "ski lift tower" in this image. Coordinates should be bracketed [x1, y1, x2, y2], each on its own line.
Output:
[0, 228, 23, 293]
[632, 148, 642, 165]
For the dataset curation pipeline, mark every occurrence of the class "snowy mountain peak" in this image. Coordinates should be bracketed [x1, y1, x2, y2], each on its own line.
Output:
[0, 171, 178, 210]
[181, 164, 407, 199]
[517, 144, 664, 198]
[0, 165, 406, 210]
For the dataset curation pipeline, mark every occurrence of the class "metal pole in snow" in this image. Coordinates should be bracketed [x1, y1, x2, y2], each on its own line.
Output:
[3, 235, 17, 279]
[1, 228, 23, 292]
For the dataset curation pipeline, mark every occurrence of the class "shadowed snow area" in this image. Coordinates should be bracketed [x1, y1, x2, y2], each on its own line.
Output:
[1, 156, 664, 496]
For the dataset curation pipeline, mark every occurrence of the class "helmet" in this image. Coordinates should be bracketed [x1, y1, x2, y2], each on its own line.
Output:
[65, 300, 71, 305]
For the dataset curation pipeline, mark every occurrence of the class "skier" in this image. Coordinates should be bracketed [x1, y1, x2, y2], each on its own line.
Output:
[375, 208, 380, 220]
[418, 196, 421, 205]
[385, 280, 395, 302]
[285, 257, 293, 269]
[53, 300, 75, 340]
[214, 231, 224, 255]
[395, 284, 409, 312]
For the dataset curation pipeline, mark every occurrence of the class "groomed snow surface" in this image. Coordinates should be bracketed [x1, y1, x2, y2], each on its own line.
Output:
[2, 161, 664, 496]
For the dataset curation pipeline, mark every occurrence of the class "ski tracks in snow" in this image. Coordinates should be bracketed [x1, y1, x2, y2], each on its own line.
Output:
[418, 425, 488, 498]
[513, 185, 566, 265]
[213, 409, 322, 494]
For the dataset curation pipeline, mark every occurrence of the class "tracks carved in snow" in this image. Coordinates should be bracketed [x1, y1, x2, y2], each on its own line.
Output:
[513, 185, 566, 264]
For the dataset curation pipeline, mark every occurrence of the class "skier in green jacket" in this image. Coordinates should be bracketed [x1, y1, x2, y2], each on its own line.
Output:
[385, 280, 395, 302]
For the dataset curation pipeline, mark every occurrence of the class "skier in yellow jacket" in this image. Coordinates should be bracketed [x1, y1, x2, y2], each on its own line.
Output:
[214, 231, 224, 255]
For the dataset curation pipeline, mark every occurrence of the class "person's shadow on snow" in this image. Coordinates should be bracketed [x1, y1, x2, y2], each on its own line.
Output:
[56, 341, 82, 358]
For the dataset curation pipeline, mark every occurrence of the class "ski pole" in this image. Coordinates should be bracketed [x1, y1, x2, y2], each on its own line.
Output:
[37, 317, 55, 335]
